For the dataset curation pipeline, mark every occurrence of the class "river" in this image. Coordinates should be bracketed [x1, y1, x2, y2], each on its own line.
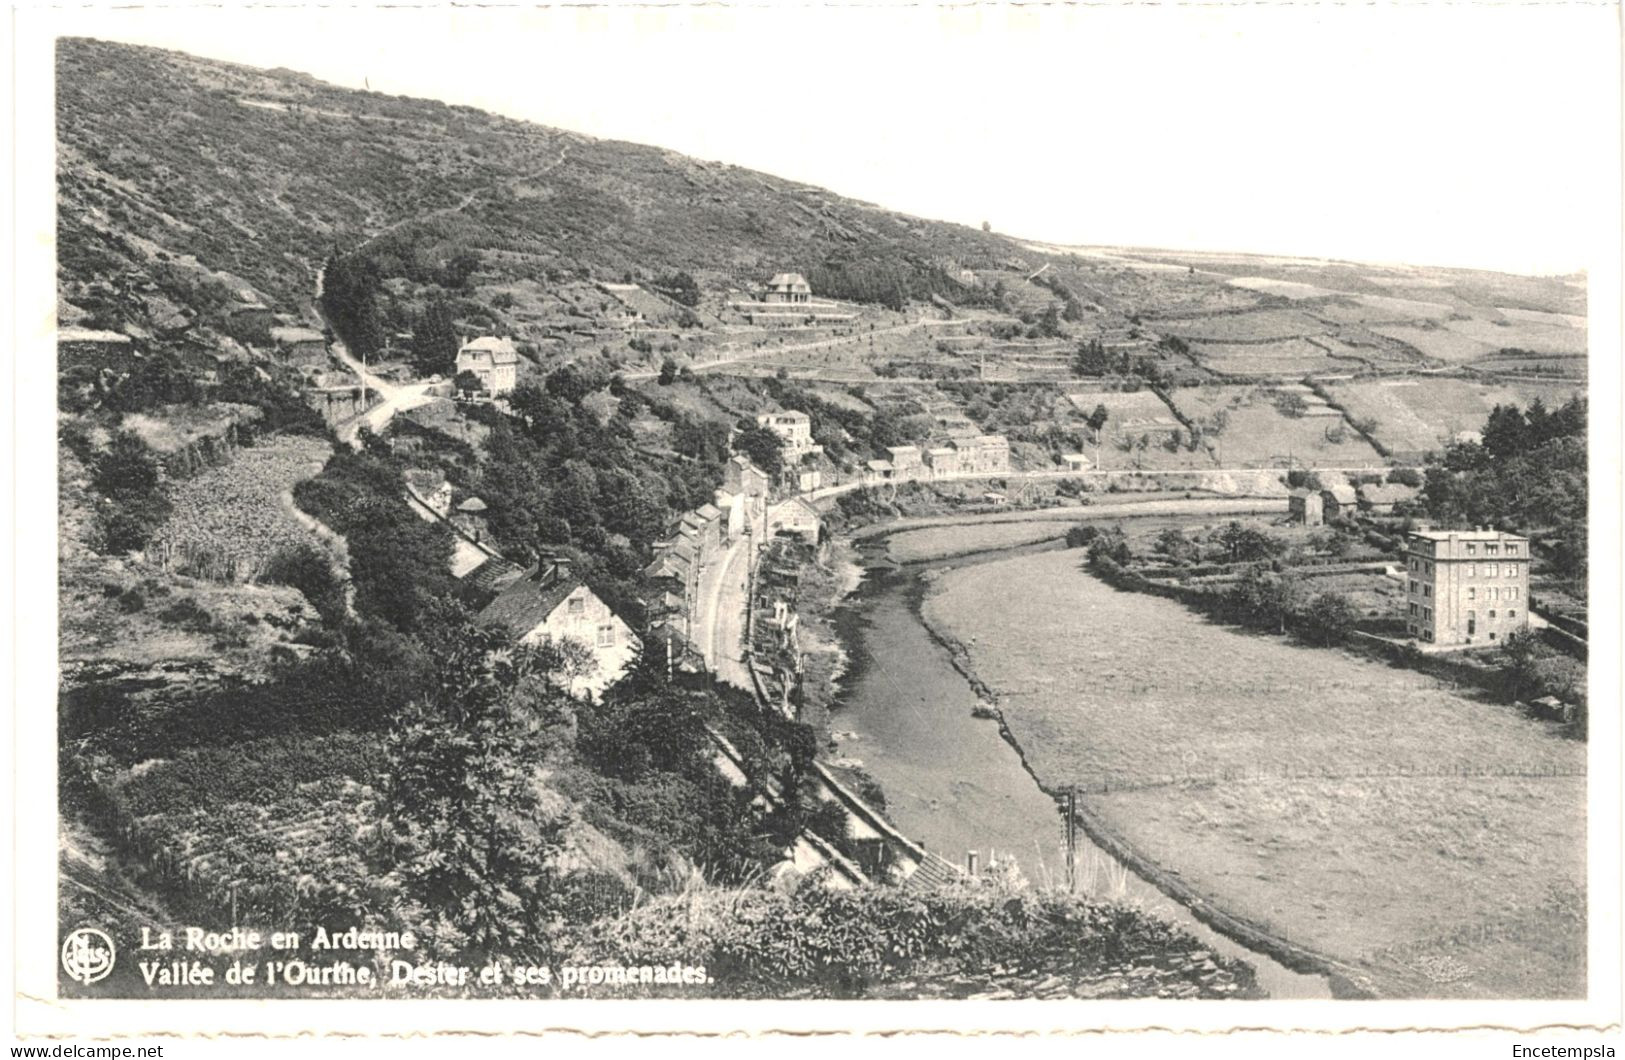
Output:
[827, 538, 1334, 1000]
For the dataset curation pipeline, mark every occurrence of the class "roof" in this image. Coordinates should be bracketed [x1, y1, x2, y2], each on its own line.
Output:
[463, 556, 526, 596]
[1408, 527, 1526, 543]
[972, 434, 1009, 447]
[479, 571, 586, 637]
[459, 336, 520, 364]
[767, 273, 810, 289]
[404, 468, 446, 490]
[866, 460, 893, 472]
[1357, 483, 1419, 505]
[759, 409, 810, 424]
[926, 447, 956, 457]
[457, 496, 489, 513]
[886, 445, 921, 458]
[1062, 453, 1092, 464]
[695, 503, 723, 521]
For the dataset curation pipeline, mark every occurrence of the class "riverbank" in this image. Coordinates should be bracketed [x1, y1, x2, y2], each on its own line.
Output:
[799, 506, 1344, 998]
[919, 549, 1586, 1000]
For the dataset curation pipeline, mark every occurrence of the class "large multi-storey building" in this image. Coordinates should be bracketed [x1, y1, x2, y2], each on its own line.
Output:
[756, 410, 821, 461]
[1404, 526, 1529, 646]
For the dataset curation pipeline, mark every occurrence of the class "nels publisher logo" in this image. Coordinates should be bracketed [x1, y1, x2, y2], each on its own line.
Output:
[62, 927, 116, 985]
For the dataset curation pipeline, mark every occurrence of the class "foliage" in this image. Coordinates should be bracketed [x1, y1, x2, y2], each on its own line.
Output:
[732, 423, 785, 476]
[1421, 397, 1586, 582]
[381, 622, 575, 959]
[1297, 591, 1358, 646]
[409, 297, 460, 377]
[320, 252, 386, 357]
[263, 542, 347, 625]
[91, 431, 173, 553]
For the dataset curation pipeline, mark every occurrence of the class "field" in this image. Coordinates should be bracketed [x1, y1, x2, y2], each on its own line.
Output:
[1324, 378, 1585, 455]
[1152, 309, 1326, 342]
[1367, 324, 1502, 363]
[886, 521, 1067, 563]
[1194, 338, 1349, 377]
[1167, 385, 1384, 468]
[151, 435, 335, 581]
[923, 550, 1586, 999]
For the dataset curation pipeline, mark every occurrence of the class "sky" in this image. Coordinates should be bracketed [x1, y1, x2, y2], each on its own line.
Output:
[28, 2, 1620, 274]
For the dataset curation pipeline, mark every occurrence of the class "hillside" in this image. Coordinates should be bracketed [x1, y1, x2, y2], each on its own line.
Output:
[57, 36, 1019, 342]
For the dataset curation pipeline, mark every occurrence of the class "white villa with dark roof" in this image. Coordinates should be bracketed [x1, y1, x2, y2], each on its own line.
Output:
[456, 336, 520, 395]
[479, 556, 639, 699]
[763, 273, 812, 304]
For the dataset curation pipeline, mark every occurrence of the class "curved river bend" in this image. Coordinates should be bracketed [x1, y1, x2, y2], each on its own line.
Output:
[829, 541, 1333, 1000]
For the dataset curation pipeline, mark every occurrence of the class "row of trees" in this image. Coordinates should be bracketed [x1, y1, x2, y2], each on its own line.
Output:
[1422, 397, 1587, 581]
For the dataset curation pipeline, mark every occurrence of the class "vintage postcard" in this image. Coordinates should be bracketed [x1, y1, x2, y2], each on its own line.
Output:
[9, 0, 1623, 1048]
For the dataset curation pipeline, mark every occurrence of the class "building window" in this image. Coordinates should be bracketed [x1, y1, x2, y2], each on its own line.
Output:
[1466, 563, 1476, 577]
[1466, 543, 1477, 555]
[596, 624, 615, 648]
[1489, 610, 1497, 619]
[1423, 584, 1431, 597]
[1506, 564, 1518, 579]
[568, 596, 586, 615]
[1423, 607, 1432, 621]
[1486, 563, 1498, 577]
[1409, 558, 1418, 572]
[1409, 602, 1418, 616]
[1506, 543, 1518, 555]
[1486, 544, 1499, 556]
[1508, 609, 1517, 621]
[1467, 587, 1476, 601]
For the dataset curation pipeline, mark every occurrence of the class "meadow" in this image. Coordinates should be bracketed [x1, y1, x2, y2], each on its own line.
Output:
[922, 549, 1586, 998]
[885, 521, 1067, 563]
[1168, 385, 1383, 468]
[1325, 377, 1585, 455]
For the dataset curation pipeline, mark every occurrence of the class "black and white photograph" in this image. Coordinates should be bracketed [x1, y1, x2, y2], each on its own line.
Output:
[10, 0, 1623, 1046]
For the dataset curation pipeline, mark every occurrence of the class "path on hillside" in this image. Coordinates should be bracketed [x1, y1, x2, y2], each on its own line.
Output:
[801, 465, 1409, 504]
[622, 316, 937, 381]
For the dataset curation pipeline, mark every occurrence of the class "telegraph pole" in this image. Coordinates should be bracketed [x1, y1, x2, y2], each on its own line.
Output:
[1065, 787, 1078, 893]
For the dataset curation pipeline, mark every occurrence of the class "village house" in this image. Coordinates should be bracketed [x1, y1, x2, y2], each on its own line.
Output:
[924, 446, 960, 477]
[479, 556, 639, 700]
[1319, 482, 1358, 521]
[1289, 490, 1325, 526]
[762, 273, 812, 304]
[270, 326, 329, 366]
[885, 445, 925, 482]
[724, 455, 772, 513]
[1404, 526, 1529, 647]
[1061, 453, 1093, 473]
[956, 435, 1011, 475]
[456, 336, 520, 396]
[1357, 482, 1419, 516]
[756, 409, 822, 460]
[767, 496, 823, 542]
[864, 459, 894, 486]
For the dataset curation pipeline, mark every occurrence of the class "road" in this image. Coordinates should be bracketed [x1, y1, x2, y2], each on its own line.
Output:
[313, 263, 439, 447]
[801, 464, 1409, 503]
[694, 532, 755, 691]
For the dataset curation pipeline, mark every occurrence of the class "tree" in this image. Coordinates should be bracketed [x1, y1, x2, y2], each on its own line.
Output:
[657, 358, 678, 386]
[1218, 521, 1281, 562]
[1073, 339, 1110, 377]
[382, 624, 572, 959]
[320, 252, 386, 357]
[658, 271, 702, 308]
[1298, 591, 1357, 646]
[92, 432, 173, 553]
[1086, 403, 1110, 440]
[733, 423, 785, 476]
[454, 369, 486, 396]
[438, 250, 482, 291]
[1154, 527, 1199, 564]
[409, 297, 460, 377]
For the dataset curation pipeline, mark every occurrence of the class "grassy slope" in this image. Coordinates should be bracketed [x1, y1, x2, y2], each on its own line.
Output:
[57, 37, 1021, 332]
[922, 549, 1585, 999]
